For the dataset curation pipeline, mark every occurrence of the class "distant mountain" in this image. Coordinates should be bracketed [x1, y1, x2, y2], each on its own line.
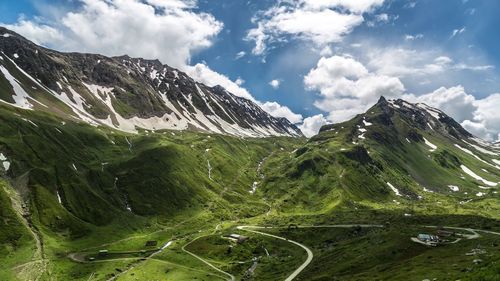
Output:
[319, 96, 473, 140]
[260, 96, 500, 212]
[0, 27, 303, 137]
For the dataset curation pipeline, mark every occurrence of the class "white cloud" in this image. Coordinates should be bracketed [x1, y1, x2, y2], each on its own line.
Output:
[404, 33, 423, 40]
[468, 93, 500, 141]
[260, 102, 303, 124]
[404, 2, 417, 9]
[269, 79, 281, 89]
[185, 63, 256, 101]
[366, 13, 393, 27]
[3, 19, 64, 46]
[375, 13, 389, 22]
[235, 51, 246, 60]
[405, 85, 476, 121]
[235, 77, 245, 86]
[453, 63, 494, 71]
[320, 46, 333, 56]
[298, 114, 328, 137]
[246, 0, 384, 55]
[366, 47, 493, 78]
[3, 0, 223, 69]
[451, 27, 466, 38]
[301, 0, 385, 13]
[304, 55, 405, 122]
[405, 86, 500, 141]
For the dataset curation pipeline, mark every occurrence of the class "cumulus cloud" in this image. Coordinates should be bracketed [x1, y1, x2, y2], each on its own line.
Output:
[414, 88, 500, 141]
[2, 19, 64, 46]
[404, 86, 500, 141]
[304, 55, 405, 122]
[269, 79, 281, 89]
[246, 0, 384, 55]
[185, 63, 256, 101]
[405, 85, 476, 121]
[298, 114, 328, 137]
[3, 0, 223, 69]
[366, 47, 493, 78]
[467, 93, 500, 141]
[260, 102, 303, 124]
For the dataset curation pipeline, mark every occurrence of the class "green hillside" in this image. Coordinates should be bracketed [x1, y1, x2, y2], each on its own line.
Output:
[0, 96, 499, 280]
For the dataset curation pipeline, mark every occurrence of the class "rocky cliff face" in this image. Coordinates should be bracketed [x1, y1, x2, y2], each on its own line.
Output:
[0, 27, 303, 137]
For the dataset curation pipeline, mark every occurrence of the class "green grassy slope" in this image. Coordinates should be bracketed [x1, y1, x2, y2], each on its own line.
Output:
[0, 101, 305, 280]
[258, 99, 499, 220]
[0, 95, 499, 280]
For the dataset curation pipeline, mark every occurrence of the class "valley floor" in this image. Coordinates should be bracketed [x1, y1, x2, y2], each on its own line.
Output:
[29, 205, 500, 281]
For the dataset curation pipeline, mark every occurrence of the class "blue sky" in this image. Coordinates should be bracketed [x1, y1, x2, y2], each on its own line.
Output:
[2, 0, 500, 139]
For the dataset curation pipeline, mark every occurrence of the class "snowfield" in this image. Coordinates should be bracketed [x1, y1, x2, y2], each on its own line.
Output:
[423, 187, 434, 193]
[0, 153, 10, 171]
[387, 182, 402, 196]
[464, 140, 498, 156]
[362, 117, 372, 126]
[460, 165, 497, 187]
[423, 137, 437, 151]
[0, 65, 34, 109]
[455, 144, 500, 170]
[56, 191, 62, 204]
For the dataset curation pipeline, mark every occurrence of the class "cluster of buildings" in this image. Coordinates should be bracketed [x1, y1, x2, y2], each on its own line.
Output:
[415, 229, 455, 246]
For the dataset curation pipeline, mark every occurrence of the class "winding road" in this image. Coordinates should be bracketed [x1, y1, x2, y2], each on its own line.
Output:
[236, 224, 383, 281]
[182, 224, 236, 281]
[66, 222, 500, 281]
[235, 224, 499, 281]
[236, 226, 312, 281]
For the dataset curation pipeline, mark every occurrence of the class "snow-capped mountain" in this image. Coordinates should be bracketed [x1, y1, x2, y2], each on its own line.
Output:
[0, 27, 303, 137]
[272, 96, 500, 209]
[320, 96, 475, 141]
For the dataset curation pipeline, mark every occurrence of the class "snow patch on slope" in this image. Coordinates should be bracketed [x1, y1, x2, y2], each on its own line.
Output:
[387, 182, 402, 197]
[455, 144, 500, 170]
[0, 65, 33, 109]
[0, 153, 10, 171]
[56, 191, 62, 204]
[464, 140, 498, 156]
[460, 165, 497, 187]
[417, 103, 442, 119]
[423, 137, 437, 151]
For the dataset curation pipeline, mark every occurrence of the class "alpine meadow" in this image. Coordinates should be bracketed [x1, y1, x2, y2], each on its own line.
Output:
[0, 1, 499, 281]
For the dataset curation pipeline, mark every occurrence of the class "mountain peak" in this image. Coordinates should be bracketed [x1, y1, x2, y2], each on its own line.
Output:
[377, 96, 388, 104]
[316, 97, 474, 142]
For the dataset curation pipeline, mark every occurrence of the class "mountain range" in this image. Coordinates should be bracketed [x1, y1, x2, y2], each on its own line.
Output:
[0, 27, 499, 281]
[0, 27, 302, 137]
